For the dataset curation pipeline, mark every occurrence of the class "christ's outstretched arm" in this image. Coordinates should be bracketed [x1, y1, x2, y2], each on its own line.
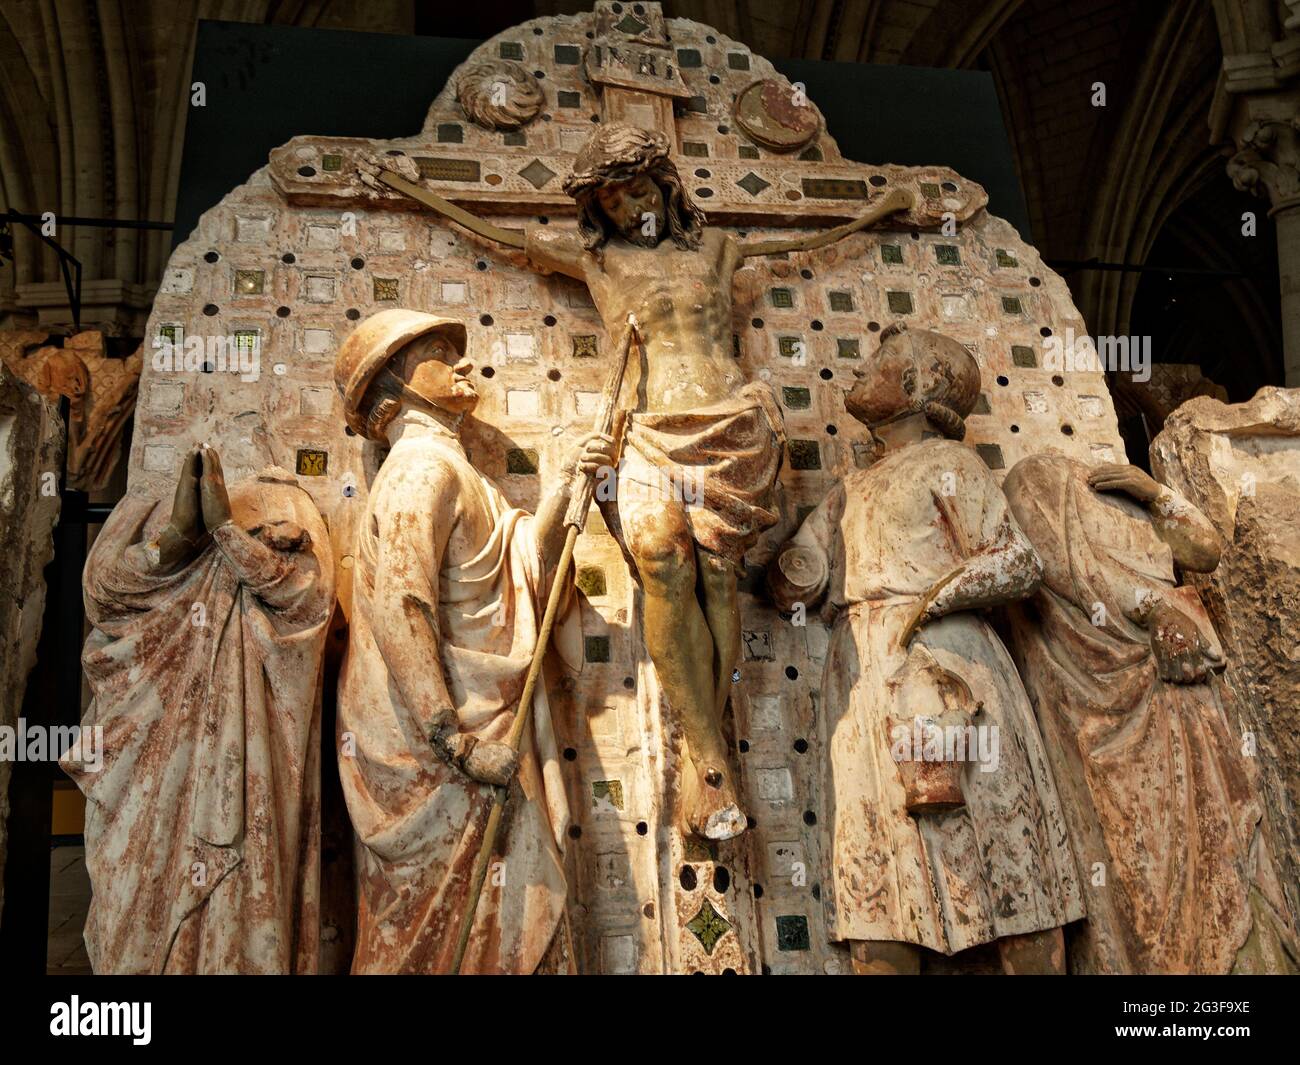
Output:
[376, 169, 590, 281]
[377, 170, 527, 249]
[738, 186, 914, 257]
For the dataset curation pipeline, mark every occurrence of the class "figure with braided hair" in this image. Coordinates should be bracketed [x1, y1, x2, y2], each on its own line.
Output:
[378, 121, 912, 840]
[768, 324, 1084, 973]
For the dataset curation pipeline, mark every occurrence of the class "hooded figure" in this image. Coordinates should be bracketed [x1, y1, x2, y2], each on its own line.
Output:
[61, 450, 333, 973]
[769, 325, 1083, 974]
[334, 309, 613, 974]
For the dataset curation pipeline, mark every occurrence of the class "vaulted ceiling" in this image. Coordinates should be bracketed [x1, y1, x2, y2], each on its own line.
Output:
[0, 0, 1283, 390]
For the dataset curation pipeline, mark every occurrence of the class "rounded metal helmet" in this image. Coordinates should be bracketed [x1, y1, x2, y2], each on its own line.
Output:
[334, 309, 467, 440]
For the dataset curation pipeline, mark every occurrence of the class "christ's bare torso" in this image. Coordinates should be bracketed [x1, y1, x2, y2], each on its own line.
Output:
[525, 225, 742, 413]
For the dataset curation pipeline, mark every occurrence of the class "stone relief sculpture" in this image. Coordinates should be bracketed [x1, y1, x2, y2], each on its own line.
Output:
[1150, 387, 1300, 911]
[1002, 453, 1298, 973]
[767, 325, 1083, 974]
[333, 309, 614, 974]
[365, 121, 913, 841]
[59, 448, 334, 973]
[118, 1, 1141, 972]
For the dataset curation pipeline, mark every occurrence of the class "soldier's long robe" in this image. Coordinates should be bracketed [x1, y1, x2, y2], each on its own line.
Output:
[61, 475, 333, 974]
[1003, 453, 1297, 974]
[790, 439, 1083, 953]
[338, 410, 578, 974]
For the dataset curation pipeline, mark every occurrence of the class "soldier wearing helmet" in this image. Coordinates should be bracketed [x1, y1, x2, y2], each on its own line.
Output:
[333, 309, 613, 974]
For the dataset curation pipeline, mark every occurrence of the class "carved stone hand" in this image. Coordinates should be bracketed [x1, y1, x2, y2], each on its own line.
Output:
[1145, 599, 1209, 684]
[199, 445, 233, 530]
[1087, 463, 1161, 504]
[461, 739, 519, 788]
[170, 447, 203, 541]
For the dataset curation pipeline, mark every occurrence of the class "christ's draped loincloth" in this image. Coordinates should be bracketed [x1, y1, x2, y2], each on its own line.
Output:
[616, 381, 786, 565]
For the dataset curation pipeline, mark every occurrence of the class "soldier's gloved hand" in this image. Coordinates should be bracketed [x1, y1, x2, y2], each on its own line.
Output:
[460, 738, 519, 787]
[439, 730, 519, 787]
[570, 431, 617, 476]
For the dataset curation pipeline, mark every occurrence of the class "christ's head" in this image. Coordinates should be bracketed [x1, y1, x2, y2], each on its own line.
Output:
[563, 123, 705, 251]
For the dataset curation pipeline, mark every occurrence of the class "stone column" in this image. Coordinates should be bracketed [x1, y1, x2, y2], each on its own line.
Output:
[1226, 116, 1300, 384]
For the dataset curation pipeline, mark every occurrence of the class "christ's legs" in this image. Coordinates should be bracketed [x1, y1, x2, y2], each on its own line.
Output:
[697, 546, 740, 720]
[620, 500, 746, 840]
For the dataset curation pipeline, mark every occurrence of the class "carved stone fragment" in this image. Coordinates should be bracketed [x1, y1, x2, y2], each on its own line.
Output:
[1151, 387, 1300, 917]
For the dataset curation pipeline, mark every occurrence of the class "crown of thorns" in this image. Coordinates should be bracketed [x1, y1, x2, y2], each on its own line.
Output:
[562, 124, 671, 198]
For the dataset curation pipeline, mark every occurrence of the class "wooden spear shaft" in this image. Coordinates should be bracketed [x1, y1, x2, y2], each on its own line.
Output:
[450, 314, 639, 975]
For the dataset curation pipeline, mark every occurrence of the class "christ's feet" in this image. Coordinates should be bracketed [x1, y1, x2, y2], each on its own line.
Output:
[681, 752, 747, 840]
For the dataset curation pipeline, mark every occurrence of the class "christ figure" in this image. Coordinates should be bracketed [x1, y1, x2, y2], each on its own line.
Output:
[374, 122, 913, 839]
